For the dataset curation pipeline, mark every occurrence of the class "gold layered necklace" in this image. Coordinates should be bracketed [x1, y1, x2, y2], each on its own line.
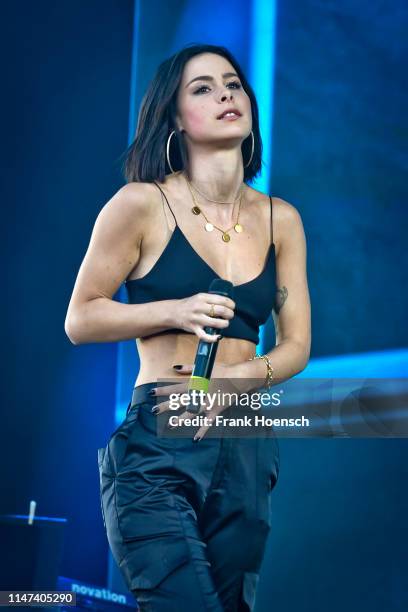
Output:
[184, 175, 244, 243]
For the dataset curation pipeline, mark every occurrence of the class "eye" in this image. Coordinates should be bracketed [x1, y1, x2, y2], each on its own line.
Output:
[227, 81, 242, 90]
[193, 81, 242, 95]
[193, 85, 210, 94]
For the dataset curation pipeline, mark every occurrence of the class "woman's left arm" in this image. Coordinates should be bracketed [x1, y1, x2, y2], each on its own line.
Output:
[234, 197, 311, 390]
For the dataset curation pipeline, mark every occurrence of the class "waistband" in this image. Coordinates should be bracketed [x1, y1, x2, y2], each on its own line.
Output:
[128, 382, 280, 440]
[130, 381, 180, 409]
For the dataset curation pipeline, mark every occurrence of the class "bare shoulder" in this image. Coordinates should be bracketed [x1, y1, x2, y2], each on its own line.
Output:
[94, 181, 161, 243]
[271, 197, 306, 256]
[245, 187, 305, 253]
[98, 182, 155, 223]
[246, 186, 301, 222]
[272, 196, 303, 225]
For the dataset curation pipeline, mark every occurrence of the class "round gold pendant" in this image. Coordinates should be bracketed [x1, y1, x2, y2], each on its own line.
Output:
[192, 206, 201, 215]
[234, 223, 243, 233]
[205, 222, 214, 232]
[222, 233, 231, 242]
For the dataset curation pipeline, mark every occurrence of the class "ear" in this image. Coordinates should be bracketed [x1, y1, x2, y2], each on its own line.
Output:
[174, 115, 184, 133]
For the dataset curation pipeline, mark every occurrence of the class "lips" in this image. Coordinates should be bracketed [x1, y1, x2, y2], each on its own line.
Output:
[217, 108, 242, 119]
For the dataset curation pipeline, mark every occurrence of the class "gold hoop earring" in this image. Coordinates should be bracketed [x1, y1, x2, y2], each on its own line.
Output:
[244, 130, 254, 168]
[166, 130, 179, 174]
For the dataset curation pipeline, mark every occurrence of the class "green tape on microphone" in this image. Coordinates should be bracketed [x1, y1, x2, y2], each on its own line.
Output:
[188, 376, 210, 393]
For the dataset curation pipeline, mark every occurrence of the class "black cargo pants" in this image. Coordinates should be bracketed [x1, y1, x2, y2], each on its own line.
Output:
[98, 382, 280, 611]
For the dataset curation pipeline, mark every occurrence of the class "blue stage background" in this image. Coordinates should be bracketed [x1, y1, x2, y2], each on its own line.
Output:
[2, 1, 407, 610]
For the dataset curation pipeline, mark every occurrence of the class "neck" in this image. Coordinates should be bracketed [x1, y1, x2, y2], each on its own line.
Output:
[182, 147, 244, 204]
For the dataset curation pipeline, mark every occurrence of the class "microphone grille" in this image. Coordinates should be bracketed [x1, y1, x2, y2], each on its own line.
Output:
[208, 278, 234, 299]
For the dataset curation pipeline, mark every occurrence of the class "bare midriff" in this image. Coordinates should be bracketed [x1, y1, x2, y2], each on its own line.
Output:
[134, 332, 256, 387]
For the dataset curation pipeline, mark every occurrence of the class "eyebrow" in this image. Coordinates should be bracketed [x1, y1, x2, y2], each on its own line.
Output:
[185, 72, 239, 88]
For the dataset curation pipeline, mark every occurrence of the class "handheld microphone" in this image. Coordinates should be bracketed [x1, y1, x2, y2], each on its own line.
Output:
[188, 279, 234, 406]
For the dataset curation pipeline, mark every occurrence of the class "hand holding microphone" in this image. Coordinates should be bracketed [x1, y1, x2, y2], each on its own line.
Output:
[187, 279, 235, 411]
[175, 281, 235, 343]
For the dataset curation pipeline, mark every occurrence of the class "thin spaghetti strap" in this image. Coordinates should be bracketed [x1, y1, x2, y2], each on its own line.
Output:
[269, 195, 274, 244]
[152, 181, 178, 228]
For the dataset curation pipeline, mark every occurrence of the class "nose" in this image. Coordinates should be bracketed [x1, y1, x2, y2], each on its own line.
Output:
[218, 87, 234, 103]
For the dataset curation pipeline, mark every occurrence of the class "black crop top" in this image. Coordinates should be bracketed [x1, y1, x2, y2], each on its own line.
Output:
[125, 182, 276, 345]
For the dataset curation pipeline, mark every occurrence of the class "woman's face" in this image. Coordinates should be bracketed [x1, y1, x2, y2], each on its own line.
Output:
[176, 52, 252, 145]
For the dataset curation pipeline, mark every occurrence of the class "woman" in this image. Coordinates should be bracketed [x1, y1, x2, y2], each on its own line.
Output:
[65, 43, 311, 611]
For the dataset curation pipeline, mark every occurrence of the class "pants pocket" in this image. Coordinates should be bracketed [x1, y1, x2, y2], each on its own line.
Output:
[115, 477, 184, 543]
[119, 535, 190, 591]
[107, 405, 140, 475]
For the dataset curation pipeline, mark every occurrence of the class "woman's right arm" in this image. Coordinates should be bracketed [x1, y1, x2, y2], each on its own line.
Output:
[64, 183, 235, 345]
[64, 183, 180, 344]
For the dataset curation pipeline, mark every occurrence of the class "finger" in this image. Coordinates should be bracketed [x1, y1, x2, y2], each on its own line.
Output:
[193, 420, 213, 441]
[172, 364, 194, 374]
[204, 303, 235, 321]
[195, 326, 222, 343]
[151, 381, 188, 397]
[193, 404, 224, 440]
[152, 398, 173, 414]
[202, 293, 236, 311]
[153, 388, 197, 414]
[201, 315, 230, 329]
[168, 404, 210, 429]
[167, 409, 192, 428]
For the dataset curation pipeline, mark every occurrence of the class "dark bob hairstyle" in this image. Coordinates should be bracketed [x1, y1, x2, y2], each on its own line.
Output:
[121, 43, 264, 184]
